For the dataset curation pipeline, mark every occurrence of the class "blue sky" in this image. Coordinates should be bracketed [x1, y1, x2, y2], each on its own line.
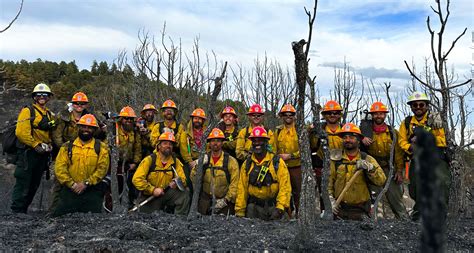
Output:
[0, 0, 472, 94]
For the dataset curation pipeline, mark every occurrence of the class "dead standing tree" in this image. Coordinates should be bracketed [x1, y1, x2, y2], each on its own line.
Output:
[403, 0, 473, 217]
[292, 0, 320, 228]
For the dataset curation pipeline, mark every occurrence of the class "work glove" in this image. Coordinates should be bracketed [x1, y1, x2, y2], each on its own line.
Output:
[34, 143, 52, 154]
[329, 195, 339, 216]
[427, 112, 443, 129]
[270, 208, 284, 220]
[356, 159, 375, 173]
[214, 198, 228, 210]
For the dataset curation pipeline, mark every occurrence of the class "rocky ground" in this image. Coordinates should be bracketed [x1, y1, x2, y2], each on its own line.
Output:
[0, 161, 472, 252]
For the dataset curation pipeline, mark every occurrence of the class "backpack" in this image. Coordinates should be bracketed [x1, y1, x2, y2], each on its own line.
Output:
[245, 154, 280, 187]
[66, 138, 101, 164]
[203, 152, 231, 184]
[245, 153, 280, 174]
[1, 105, 36, 155]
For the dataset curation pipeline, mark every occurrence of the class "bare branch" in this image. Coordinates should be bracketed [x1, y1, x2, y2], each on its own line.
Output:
[0, 0, 24, 33]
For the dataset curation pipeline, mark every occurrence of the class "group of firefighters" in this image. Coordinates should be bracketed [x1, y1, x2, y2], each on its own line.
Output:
[10, 83, 451, 221]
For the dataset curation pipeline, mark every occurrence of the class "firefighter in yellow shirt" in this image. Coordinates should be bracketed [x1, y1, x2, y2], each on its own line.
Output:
[150, 99, 185, 154]
[235, 104, 275, 163]
[360, 102, 408, 219]
[274, 104, 301, 217]
[398, 92, 450, 221]
[132, 132, 190, 215]
[191, 128, 240, 215]
[104, 106, 142, 212]
[217, 106, 239, 159]
[235, 127, 291, 220]
[137, 104, 159, 157]
[11, 83, 56, 213]
[309, 100, 343, 212]
[52, 114, 109, 217]
[328, 123, 386, 220]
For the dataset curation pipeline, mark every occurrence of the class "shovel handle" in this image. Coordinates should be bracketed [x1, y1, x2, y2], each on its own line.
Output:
[335, 169, 363, 208]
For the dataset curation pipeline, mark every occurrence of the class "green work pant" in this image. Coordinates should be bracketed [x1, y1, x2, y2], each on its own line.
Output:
[409, 158, 451, 219]
[369, 167, 408, 219]
[136, 188, 190, 215]
[52, 186, 104, 217]
[11, 149, 49, 213]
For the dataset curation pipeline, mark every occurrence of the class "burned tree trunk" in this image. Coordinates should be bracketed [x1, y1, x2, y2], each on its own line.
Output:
[416, 129, 447, 252]
[106, 119, 126, 214]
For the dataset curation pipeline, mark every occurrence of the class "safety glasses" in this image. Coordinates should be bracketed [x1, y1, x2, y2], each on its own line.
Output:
[72, 102, 88, 106]
[282, 113, 295, 117]
[250, 114, 263, 118]
[35, 93, 50, 98]
[411, 102, 426, 109]
[325, 112, 341, 116]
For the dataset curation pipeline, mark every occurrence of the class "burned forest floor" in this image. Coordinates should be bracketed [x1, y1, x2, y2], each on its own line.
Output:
[0, 159, 473, 252]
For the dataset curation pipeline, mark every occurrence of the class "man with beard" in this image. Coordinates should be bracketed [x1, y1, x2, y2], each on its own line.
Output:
[150, 99, 185, 155]
[138, 104, 158, 157]
[52, 114, 109, 217]
[104, 106, 142, 212]
[309, 100, 343, 214]
[191, 128, 239, 215]
[11, 83, 56, 213]
[235, 127, 291, 220]
[274, 104, 301, 217]
[328, 123, 386, 220]
[50, 92, 106, 214]
[132, 132, 190, 214]
[398, 92, 449, 221]
[360, 102, 408, 219]
[236, 104, 274, 164]
[217, 106, 239, 159]
[179, 108, 207, 192]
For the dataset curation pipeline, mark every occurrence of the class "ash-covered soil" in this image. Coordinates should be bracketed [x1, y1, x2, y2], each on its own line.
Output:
[0, 163, 473, 252]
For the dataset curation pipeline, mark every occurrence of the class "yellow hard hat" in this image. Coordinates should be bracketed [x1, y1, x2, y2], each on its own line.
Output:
[32, 83, 53, 96]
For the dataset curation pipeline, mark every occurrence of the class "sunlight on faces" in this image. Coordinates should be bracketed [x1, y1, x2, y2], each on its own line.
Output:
[342, 134, 360, 151]
[222, 114, 236, 126]
[322, 111, 341, 124]
[209, 139, 223, 153]
[158, 140, 173, 157]
[72, 102, 88, 113]
[249, 113, 264, 125]
[372, 112, 386, 125]
[410, 101, 428, 117]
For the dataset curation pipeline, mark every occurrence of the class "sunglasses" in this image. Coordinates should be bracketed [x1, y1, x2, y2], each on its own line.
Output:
[250, 114, 263, 118]
[35, 93, 50, 98]
[72, 102, 88, 106]
[411, 103, 426, 108]
[325, 112, 341, 116]
[282, 113, 295, 117]
[122, 117, 135, 121]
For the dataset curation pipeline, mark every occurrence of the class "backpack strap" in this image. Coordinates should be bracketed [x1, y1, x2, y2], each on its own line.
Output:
[244, 126, 250, 139]
[67, 138, 101, 164]
[272, 154, 280, 174]
[404, 116, 412, 139]
[387, 125, 394, 141]
[222, 152, 231, 184]
[149, 152, 157, 175]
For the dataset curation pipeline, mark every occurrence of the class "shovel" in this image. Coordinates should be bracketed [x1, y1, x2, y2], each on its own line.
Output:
[129, 176, 185, 212]
[334, 170, 363, 208]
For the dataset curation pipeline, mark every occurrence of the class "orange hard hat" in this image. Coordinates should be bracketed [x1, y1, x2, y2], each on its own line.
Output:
[220, 106, 237, 118]
[207, 128, 225, 140]
[247, 104, 264, 115]
[161, 99, 177, 110]
[77, 114, 98, 128]
[249, 126, 270, 139]
[119, 106, 137, 118]
[322, 100, 343, 112]
[71, 92, 89, 103]
[369, 102, 389, 113]
[141, 104, 158, 113]
[279, 104, 296, 115]
[190, 108, 206, 119]
[157, 132, 176, 143]
[338, 123, 362, 136]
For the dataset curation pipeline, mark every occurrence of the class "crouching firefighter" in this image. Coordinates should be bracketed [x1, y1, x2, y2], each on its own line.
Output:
[132, 132, 190, 214]
[11, 83, 56, 213]
[191, 128, 240, 215]
[235, 127, 291, 221]
[52, 114, 109, 217]
[328, 123, 386, 220]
